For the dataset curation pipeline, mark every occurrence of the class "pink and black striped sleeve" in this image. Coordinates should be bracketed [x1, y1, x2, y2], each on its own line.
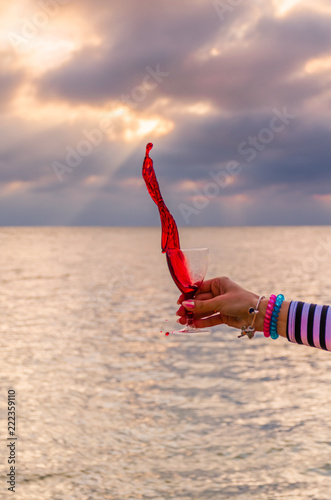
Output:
[287, 301, 331, 351]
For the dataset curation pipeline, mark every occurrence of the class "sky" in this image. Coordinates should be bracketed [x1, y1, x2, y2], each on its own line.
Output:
[1, 0, 331, 226]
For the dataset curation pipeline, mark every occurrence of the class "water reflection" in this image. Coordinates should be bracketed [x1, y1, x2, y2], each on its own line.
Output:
[0, 227, 331, 499]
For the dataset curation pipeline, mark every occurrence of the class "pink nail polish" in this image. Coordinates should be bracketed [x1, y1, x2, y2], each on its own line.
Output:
[182, 300, 194, 309]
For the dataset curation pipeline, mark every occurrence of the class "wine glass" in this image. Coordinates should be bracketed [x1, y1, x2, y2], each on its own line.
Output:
[166, 248, 210, 334]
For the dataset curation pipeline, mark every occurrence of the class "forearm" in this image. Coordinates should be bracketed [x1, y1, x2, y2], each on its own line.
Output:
[256, 297, 331, 351]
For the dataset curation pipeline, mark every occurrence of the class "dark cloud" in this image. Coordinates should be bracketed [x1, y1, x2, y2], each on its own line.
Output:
[36, 0, 221, 105]
[2, 1, 331, 225]
[9, 182, 327, 227]
[160, 9, 331, 112]
[112, 105, 331, 205]
[35, 5, 331, 114]
[0, 115, 127, 190]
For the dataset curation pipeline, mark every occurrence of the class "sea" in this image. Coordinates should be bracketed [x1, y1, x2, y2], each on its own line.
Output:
[1, 226, 331, 500]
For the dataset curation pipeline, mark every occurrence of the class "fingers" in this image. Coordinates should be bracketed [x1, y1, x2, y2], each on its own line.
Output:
[196, 276, 231, 294]
[177, 313, 222, 326]
[177, 312, 244, 330]
[177, 313, 224, 328]
[192, 315, 225, 328]
[176, 305, 187, 317]
[177, 291, 214, 306]
[182, 296, 223, 316]
[194, 278, 214, 294]
[177, 291, 213, 306]
[194, 292, 213, 301]
[176, 304, 217, 320]
[176, 295, 221, 319]
[176, 279, 216, 304]
[177, 293, 185, 305]
[176, 276, 233, 305]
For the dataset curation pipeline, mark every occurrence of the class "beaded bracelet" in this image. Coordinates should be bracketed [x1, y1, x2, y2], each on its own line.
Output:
[263, 294, 276, 338]
[269, 294, 285, 340]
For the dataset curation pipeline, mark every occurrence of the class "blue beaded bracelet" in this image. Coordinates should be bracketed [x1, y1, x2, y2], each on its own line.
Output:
[269, 294, 285, 339]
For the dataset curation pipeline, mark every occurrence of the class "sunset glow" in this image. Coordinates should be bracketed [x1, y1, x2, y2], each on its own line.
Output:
[1, 1, 331, 226]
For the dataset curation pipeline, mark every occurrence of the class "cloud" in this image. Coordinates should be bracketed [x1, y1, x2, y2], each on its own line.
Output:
[1, 1, 331, 225]
[0, 52, 25, 110]
[36, 0, 220, 106]
[34, 4, 331, 115]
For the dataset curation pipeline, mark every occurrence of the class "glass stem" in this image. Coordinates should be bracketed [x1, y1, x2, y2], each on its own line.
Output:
[184, 290, 196, 328]
[186, 311, 194, 327]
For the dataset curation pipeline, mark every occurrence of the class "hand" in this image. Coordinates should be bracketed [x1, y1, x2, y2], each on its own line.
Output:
[176, 276, 261, 330]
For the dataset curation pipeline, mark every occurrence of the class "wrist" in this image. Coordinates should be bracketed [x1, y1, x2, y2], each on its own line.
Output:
[255, 298, 268, 333]
[277, 300, 290, 338]
[255, 298, 290, 338]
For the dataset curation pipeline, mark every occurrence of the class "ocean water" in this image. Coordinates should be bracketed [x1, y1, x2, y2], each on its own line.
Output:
[1, 227, 331, 499]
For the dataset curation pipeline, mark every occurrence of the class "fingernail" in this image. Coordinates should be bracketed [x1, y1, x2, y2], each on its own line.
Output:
[182, 300, 194, 309]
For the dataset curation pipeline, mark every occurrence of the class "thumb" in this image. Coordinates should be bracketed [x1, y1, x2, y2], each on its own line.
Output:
[182, 296, 223, 315]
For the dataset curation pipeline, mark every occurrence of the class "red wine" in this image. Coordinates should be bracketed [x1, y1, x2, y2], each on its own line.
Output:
[142, 143, 196, 296]
[166, 250, 200, 296]
[142, 143, 180, 252]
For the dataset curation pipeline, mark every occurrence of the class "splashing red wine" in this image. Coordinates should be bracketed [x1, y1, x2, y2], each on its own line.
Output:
[142, 143, 200, 299]
[142, 143, 179, 252]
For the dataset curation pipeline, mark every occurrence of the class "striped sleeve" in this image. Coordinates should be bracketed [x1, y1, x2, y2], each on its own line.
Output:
[286, 301, 331, 351]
